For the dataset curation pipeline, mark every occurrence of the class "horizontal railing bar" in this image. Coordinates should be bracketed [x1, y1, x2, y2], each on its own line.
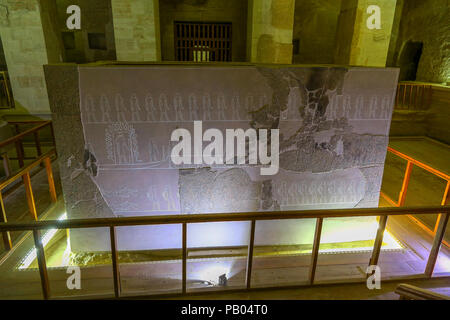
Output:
[0, 149, 55, 191]
[0, 206, 449, 232]
[395, 284, 450, 300]
[387, 147, 450, 181]
[7, 120, 49, 125]
[0, 121, 51, 149]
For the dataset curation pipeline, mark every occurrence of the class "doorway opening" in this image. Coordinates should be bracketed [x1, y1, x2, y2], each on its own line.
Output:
[174, 21, 232, 62]
[398, 41, 423, 81]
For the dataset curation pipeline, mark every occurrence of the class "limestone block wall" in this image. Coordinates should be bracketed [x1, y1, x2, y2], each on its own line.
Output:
[50, 0, 116, 63]
[247, 0, 295, 63]
[391, 0, 450, 83]
[292, 0, 341, 64]
[111, 0, 161, 61]
[334, 0, 397, 67]
[44, 63, 399, 252]
[0, 0, 50, 114]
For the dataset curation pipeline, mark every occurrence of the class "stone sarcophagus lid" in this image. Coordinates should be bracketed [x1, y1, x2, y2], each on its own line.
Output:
[44, 62, 399, 252]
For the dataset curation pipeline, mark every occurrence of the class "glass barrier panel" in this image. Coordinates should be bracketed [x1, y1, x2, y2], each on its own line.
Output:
[315, 216, 379, 284]
[250, 218, 315, 288]
[0, 232, 43, 299]
[117, 224, 182, 297]
[43, 227, 114, 298]
[187, 221, 249, 293]
[378, 213, 433, 279]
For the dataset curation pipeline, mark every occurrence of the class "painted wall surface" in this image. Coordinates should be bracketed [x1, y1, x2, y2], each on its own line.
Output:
[45, 63, 399, 252]
[159, 0, 248, 62]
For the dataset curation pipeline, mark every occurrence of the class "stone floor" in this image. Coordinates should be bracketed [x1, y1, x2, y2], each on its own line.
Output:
[167, 277, 450, 300]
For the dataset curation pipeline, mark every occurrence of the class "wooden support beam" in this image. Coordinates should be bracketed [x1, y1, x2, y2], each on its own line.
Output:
[246, 220, 256, 289]
[369, 215, 388, 267]
[435, 181, 450, 233]
[0, 192, 12, 250]
[182, 222, 187, 294]
[395, 284, 450, 300]
[309, 217, 323, 285]
[44, 157, 57, 202]
[425, 213, 449, 277]
[110, 226, 121, 298]
[23, 172, 37, 221]
[398, 161, 413, 206]
[33, 229, 50, 300]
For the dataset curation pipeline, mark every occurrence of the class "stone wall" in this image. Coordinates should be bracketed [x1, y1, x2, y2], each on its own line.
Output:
[426, 86, 450, 145]
[111, 0, 160, 61]
[0, 0, 50, 114]
[390, 0, 450, 83]
[292, 0, 341, 64]
[247, 0, 295, 63]
[334, 0, 397, 67]
[45, 62, 398, 252]
[159, 0, 248, 62]
[52, 0, 116, 63]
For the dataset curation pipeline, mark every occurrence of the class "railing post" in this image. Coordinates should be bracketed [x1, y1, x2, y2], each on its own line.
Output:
[110, 226, 121, 298]
[425, 213, 449, 277]
[369, 215, 388, 267]
[23, 172, 38, 221]
[33, 131, 42, 157]
[44, 157, 57, 202]
[50, 123, 57, 156]
[33, 229, 50, 300]
[182, 222, 187, 294]
[434, 181, 450, 233]
[0, 192, 12, 250]
[309, 217, 323, 285]
[1, 152, 11, 177]
[425, 181, 450, 277]
[246, 220, 256, 289]
[402, 84, 407, 108]
[15, 140, 24, 168]
[398, 161, 413, 206]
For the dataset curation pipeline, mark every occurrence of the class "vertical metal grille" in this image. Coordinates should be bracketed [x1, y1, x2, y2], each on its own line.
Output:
[174, 22, 232, 62]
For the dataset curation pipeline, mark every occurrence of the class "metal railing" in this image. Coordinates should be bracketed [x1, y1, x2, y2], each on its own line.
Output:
[395, 82, 432, 111]
[0, 120, 58, 251]
[0, 205, 448, 300]
[380, 146, 450, 247]
[0, 149, 57, 251]
[1, 120, 56, 173]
